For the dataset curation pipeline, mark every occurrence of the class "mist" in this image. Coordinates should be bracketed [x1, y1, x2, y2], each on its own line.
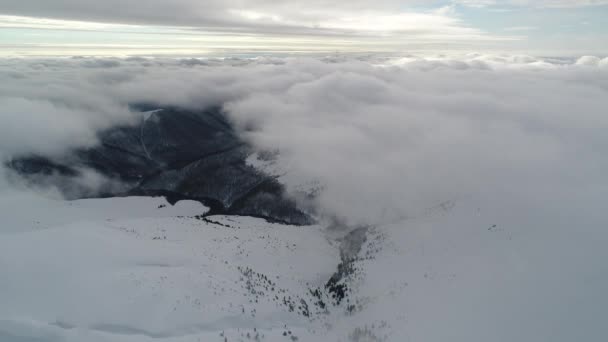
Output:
[2, 55, 607, 224]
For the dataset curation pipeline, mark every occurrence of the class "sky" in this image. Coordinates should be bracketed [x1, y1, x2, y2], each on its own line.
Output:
[0, 0, 607, 56]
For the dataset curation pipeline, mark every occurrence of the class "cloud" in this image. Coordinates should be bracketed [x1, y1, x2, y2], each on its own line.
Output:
[2, 1, 607, 56]
[0, 60, 134, 159]
[0, 1, 498, 45]
[576, 55, 604, 66]
[0, 1, 449, 30]
[224, 56, 608, 225]
[1, 54, 607, 227]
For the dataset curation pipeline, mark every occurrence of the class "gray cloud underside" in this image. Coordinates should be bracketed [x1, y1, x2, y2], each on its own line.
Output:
[0, 1, 430, 31]
[0, 1, 556, 41]
[1, 0, 606, 30]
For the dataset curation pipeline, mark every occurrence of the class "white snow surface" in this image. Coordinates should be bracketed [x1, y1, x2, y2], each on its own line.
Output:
[0, 195, 340, 341]
[2, 193, 606, 342]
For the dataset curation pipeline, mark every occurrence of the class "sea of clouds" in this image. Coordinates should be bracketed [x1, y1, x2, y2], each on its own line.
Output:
[1, 54, 607, 226]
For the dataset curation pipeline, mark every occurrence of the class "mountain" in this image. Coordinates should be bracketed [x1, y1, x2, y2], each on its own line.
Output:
[7, 107, 312, 225]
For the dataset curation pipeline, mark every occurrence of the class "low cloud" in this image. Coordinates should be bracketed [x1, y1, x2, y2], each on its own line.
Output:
[225, 56, 608, 225]
[1, 55, 607, 226]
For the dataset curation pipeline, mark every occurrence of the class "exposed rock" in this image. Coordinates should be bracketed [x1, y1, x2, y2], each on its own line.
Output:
[325, 226, 369, 305]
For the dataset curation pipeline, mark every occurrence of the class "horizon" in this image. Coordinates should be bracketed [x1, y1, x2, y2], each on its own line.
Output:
[1, 1, 607, 57]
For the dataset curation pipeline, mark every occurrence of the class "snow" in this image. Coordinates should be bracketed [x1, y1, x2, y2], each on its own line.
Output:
[142, 109, 162, 123]
[324, 199, 608, 342]
[0, 194, 338, 341]
[1, 193, 607, 341]
[1, 194, 207, 234]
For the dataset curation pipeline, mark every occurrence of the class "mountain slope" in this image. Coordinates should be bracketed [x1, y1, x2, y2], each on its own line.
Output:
[8, 107, 311, 225]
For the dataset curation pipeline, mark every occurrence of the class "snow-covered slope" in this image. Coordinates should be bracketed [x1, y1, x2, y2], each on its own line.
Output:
[3, 194, 606, 342]
[325, 199, 608, 342]
[0, 195, 340, 341]
[8, 107, 311, 226]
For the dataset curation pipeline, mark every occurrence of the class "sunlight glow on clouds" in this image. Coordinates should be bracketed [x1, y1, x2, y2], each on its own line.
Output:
[0, 0, 606, 55]
[0, 15, 141, 31]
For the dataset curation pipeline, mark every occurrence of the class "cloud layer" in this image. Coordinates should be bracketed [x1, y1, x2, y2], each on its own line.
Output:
[0, 0, 506, 52]
[1, 54, 607, 226]
[2, 0, 604, 32]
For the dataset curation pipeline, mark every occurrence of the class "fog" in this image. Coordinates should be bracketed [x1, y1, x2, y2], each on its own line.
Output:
[2, 55, 607, 225]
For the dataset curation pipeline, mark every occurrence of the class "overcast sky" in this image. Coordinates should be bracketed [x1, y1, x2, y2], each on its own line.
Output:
[0, 0, 607, 56]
